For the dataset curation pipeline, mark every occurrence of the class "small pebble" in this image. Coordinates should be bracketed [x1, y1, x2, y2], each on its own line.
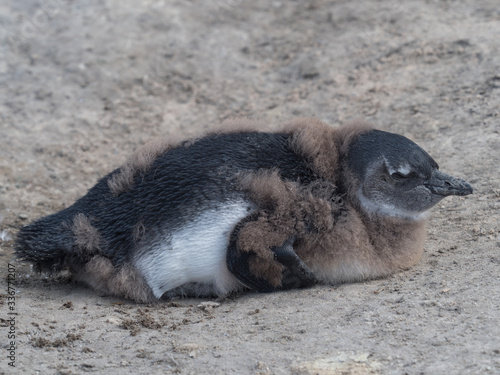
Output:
[197, 301, 220, 309]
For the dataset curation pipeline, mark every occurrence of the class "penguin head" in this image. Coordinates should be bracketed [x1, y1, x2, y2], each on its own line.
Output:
[347, 130, 473, 220]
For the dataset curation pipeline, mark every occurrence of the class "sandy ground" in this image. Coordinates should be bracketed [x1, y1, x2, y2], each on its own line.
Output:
[0, 1, 499, 374]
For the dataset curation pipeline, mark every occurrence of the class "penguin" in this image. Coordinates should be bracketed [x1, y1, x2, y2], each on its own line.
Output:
[14, 118, 473, 302]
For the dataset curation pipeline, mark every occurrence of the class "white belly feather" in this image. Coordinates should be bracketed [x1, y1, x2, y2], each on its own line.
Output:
[134, 200, 253, 298]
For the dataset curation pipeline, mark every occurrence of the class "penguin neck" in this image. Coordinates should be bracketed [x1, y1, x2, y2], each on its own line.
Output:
[357, 205, 428, 271]
[356, 188, 431, 222]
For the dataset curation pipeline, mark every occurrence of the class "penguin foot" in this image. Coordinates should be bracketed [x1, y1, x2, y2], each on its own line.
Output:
[271, 237, 317, 290]
[227, 227, 316, 293]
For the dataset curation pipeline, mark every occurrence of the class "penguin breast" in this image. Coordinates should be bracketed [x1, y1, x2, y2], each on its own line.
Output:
[133, 200, 254, 298]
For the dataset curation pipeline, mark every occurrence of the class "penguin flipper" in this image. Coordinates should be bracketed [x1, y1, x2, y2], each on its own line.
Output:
[226, 219, 316, 293]
[272, 237, 317, 290]
[226, 236, 276, 293]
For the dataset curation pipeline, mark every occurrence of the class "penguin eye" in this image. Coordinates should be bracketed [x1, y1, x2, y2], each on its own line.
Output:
[390, 172, 409, 181]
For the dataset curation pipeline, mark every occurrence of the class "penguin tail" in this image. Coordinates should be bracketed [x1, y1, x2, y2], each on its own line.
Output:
[14, 212, 75, 273]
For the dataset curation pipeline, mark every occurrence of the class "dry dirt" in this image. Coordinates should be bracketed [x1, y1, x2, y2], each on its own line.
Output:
[1, 1, 499, 374]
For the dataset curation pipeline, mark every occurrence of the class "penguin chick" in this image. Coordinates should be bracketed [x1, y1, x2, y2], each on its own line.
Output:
[14, 119, 473, 302]
[226, 125, 473, 291]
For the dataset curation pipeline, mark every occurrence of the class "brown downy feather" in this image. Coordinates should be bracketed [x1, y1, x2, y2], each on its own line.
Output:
[234, 119, 425, 287]
[295, 210, 426, 284]
[71, 213, 101, 257]
[236, 168, 344, 287]
[290, 118, 373, 181]
[73, 256, 154, 303]
[108, 137, 181, 196]
[70, 214, 154, 302]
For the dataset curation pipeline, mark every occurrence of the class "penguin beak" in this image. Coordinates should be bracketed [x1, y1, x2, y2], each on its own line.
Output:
[424, 170, 473, 197]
